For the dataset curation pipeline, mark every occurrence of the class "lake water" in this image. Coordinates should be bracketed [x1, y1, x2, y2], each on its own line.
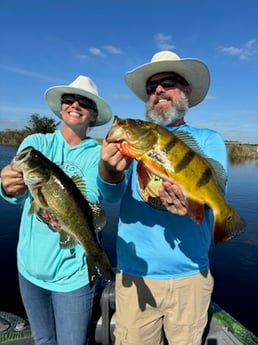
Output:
[0, 144, 258, 336]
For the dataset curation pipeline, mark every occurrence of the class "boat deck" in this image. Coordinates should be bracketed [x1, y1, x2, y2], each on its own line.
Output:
[204, 320, 244, 345]
[1, 316, 257, 345]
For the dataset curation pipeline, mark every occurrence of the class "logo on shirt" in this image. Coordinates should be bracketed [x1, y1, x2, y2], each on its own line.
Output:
[60, 162, 83, 179]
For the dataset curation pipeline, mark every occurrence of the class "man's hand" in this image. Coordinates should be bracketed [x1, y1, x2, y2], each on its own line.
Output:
[1, 164, 27, 196]
[99, 139, 133, 183]
[159, 180, 188, 215]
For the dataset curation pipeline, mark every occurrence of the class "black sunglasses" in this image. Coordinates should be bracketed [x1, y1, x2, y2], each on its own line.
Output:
[61, 94, 97, 111]
[146, 75, 188, 95]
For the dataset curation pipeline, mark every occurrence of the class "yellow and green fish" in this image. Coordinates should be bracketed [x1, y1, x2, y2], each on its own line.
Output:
[105, 116, 247, 244]
[11, 146, 115, 286]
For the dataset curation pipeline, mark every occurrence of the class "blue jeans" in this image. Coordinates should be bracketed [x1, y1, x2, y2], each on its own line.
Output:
[18, 273, 96, 345]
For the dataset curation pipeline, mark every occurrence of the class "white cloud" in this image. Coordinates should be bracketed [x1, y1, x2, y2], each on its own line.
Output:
[217, 39, 258, 60]
[153, 33, 175, 50]
[88, 45, 123, 57]
[88, 48, 105, 56]
[103, 45, 123, 54]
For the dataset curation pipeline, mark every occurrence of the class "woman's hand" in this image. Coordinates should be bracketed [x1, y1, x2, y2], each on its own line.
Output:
[1, 164, 27, 196]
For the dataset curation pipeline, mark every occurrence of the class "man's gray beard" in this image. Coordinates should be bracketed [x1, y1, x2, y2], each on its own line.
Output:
[145, 91, 189, 126]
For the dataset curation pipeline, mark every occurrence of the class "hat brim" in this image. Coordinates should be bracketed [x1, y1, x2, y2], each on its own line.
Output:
[45, 85, 112, 127]
[124, 58, 210, 107]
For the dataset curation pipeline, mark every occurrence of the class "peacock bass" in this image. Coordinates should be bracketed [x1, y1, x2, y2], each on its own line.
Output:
[105, 116, 246, 244]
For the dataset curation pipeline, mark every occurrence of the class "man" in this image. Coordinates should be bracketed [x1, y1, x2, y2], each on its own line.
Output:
[97, 51, 228, 345]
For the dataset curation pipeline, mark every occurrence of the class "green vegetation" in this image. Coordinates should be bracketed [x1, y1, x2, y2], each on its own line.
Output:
[226, 142, 258, 163]
[0, 113, 60, 146]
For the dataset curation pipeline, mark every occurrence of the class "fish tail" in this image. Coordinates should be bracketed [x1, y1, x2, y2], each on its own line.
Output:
[213, 206, 247, 244]
[87, 251, 115, 288]
[98, 250, 115, 282]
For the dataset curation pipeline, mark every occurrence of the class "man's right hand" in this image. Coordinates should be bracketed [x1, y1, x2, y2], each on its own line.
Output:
[99, 139, 133, 183]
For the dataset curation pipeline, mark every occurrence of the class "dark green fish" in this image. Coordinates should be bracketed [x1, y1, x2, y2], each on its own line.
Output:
[11, 146, 115, 286]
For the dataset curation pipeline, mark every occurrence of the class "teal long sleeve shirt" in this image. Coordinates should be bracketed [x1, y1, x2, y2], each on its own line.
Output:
[0, 129, 102, 291]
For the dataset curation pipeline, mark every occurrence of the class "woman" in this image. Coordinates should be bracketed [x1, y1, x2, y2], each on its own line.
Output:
[0, 75, 112, 345]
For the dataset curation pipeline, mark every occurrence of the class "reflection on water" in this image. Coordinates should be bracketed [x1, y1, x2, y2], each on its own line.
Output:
[0, 145, 258, 335]
[210, 159, 258, 335]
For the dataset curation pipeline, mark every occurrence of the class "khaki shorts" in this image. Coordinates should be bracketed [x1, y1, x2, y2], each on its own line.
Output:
[114, 270, 214, 345]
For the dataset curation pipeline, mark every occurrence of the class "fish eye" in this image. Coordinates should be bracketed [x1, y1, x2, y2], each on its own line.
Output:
[32, 152, 40, 160]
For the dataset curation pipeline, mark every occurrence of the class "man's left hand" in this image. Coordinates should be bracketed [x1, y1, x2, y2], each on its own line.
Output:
[159, 181, 188, 215]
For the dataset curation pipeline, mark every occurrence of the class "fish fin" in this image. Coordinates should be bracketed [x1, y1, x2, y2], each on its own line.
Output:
[173, 131, 204, 154]
[88, 202, 106, 232]
[137, 161, 167, 209]
[71, 177, 107, 233]
[59, 231, 77, 249]
[86, 251, 115, 288]
[213, 207, 247, 244]
[35, 188, 49, 207]
[71, 175, 87, 196]
[174, 131, 227, 192]
[28, 201, 38, 215]
[29, 198, 47, 216]
[98, 250, 116, 282]
[35, 207, 44, 220]
[187, 199, 205, 223]
[206, 158, 227, 193]
[137, 160, 152, 189]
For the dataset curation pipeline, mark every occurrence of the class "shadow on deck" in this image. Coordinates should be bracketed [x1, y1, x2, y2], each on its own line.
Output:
[1, 281, 258, 345]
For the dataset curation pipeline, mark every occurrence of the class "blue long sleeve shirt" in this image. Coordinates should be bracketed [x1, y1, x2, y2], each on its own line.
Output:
[97, 123, 228, 279]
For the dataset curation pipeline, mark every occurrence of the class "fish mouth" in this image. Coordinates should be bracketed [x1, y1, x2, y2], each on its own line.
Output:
[106, 126, 145, 146]
[106, 116, 149, 145]
[11, 146, 48, 187]
[11, 146, 33, 171]
[105, 125, 125, 142]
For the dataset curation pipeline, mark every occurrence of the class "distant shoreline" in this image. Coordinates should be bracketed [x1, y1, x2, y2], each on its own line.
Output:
[1, 142, 258, 160]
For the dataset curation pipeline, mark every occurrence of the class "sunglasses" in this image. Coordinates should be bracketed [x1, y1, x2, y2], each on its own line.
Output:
[61, 94, 97, 111]
[145, 75, 188, 95]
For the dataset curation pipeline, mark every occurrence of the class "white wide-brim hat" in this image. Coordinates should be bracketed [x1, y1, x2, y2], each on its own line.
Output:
[45, 75, 112, 126]
[124, 51, 210, 107]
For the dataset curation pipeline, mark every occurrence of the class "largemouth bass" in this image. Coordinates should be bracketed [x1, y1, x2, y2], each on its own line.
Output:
[11, 146, 115, 286]
[105, 116, 246, 244]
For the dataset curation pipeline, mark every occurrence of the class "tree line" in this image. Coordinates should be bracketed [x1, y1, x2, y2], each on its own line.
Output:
[0, 113, 61, 146]
[1, 114, 257, 162]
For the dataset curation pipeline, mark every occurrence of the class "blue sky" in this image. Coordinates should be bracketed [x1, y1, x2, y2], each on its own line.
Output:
[0, 0, 257, 143]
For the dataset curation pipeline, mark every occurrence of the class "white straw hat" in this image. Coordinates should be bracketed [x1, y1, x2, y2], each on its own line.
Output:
[124, 51, 210, 107]
[45, 75, 112, 126]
